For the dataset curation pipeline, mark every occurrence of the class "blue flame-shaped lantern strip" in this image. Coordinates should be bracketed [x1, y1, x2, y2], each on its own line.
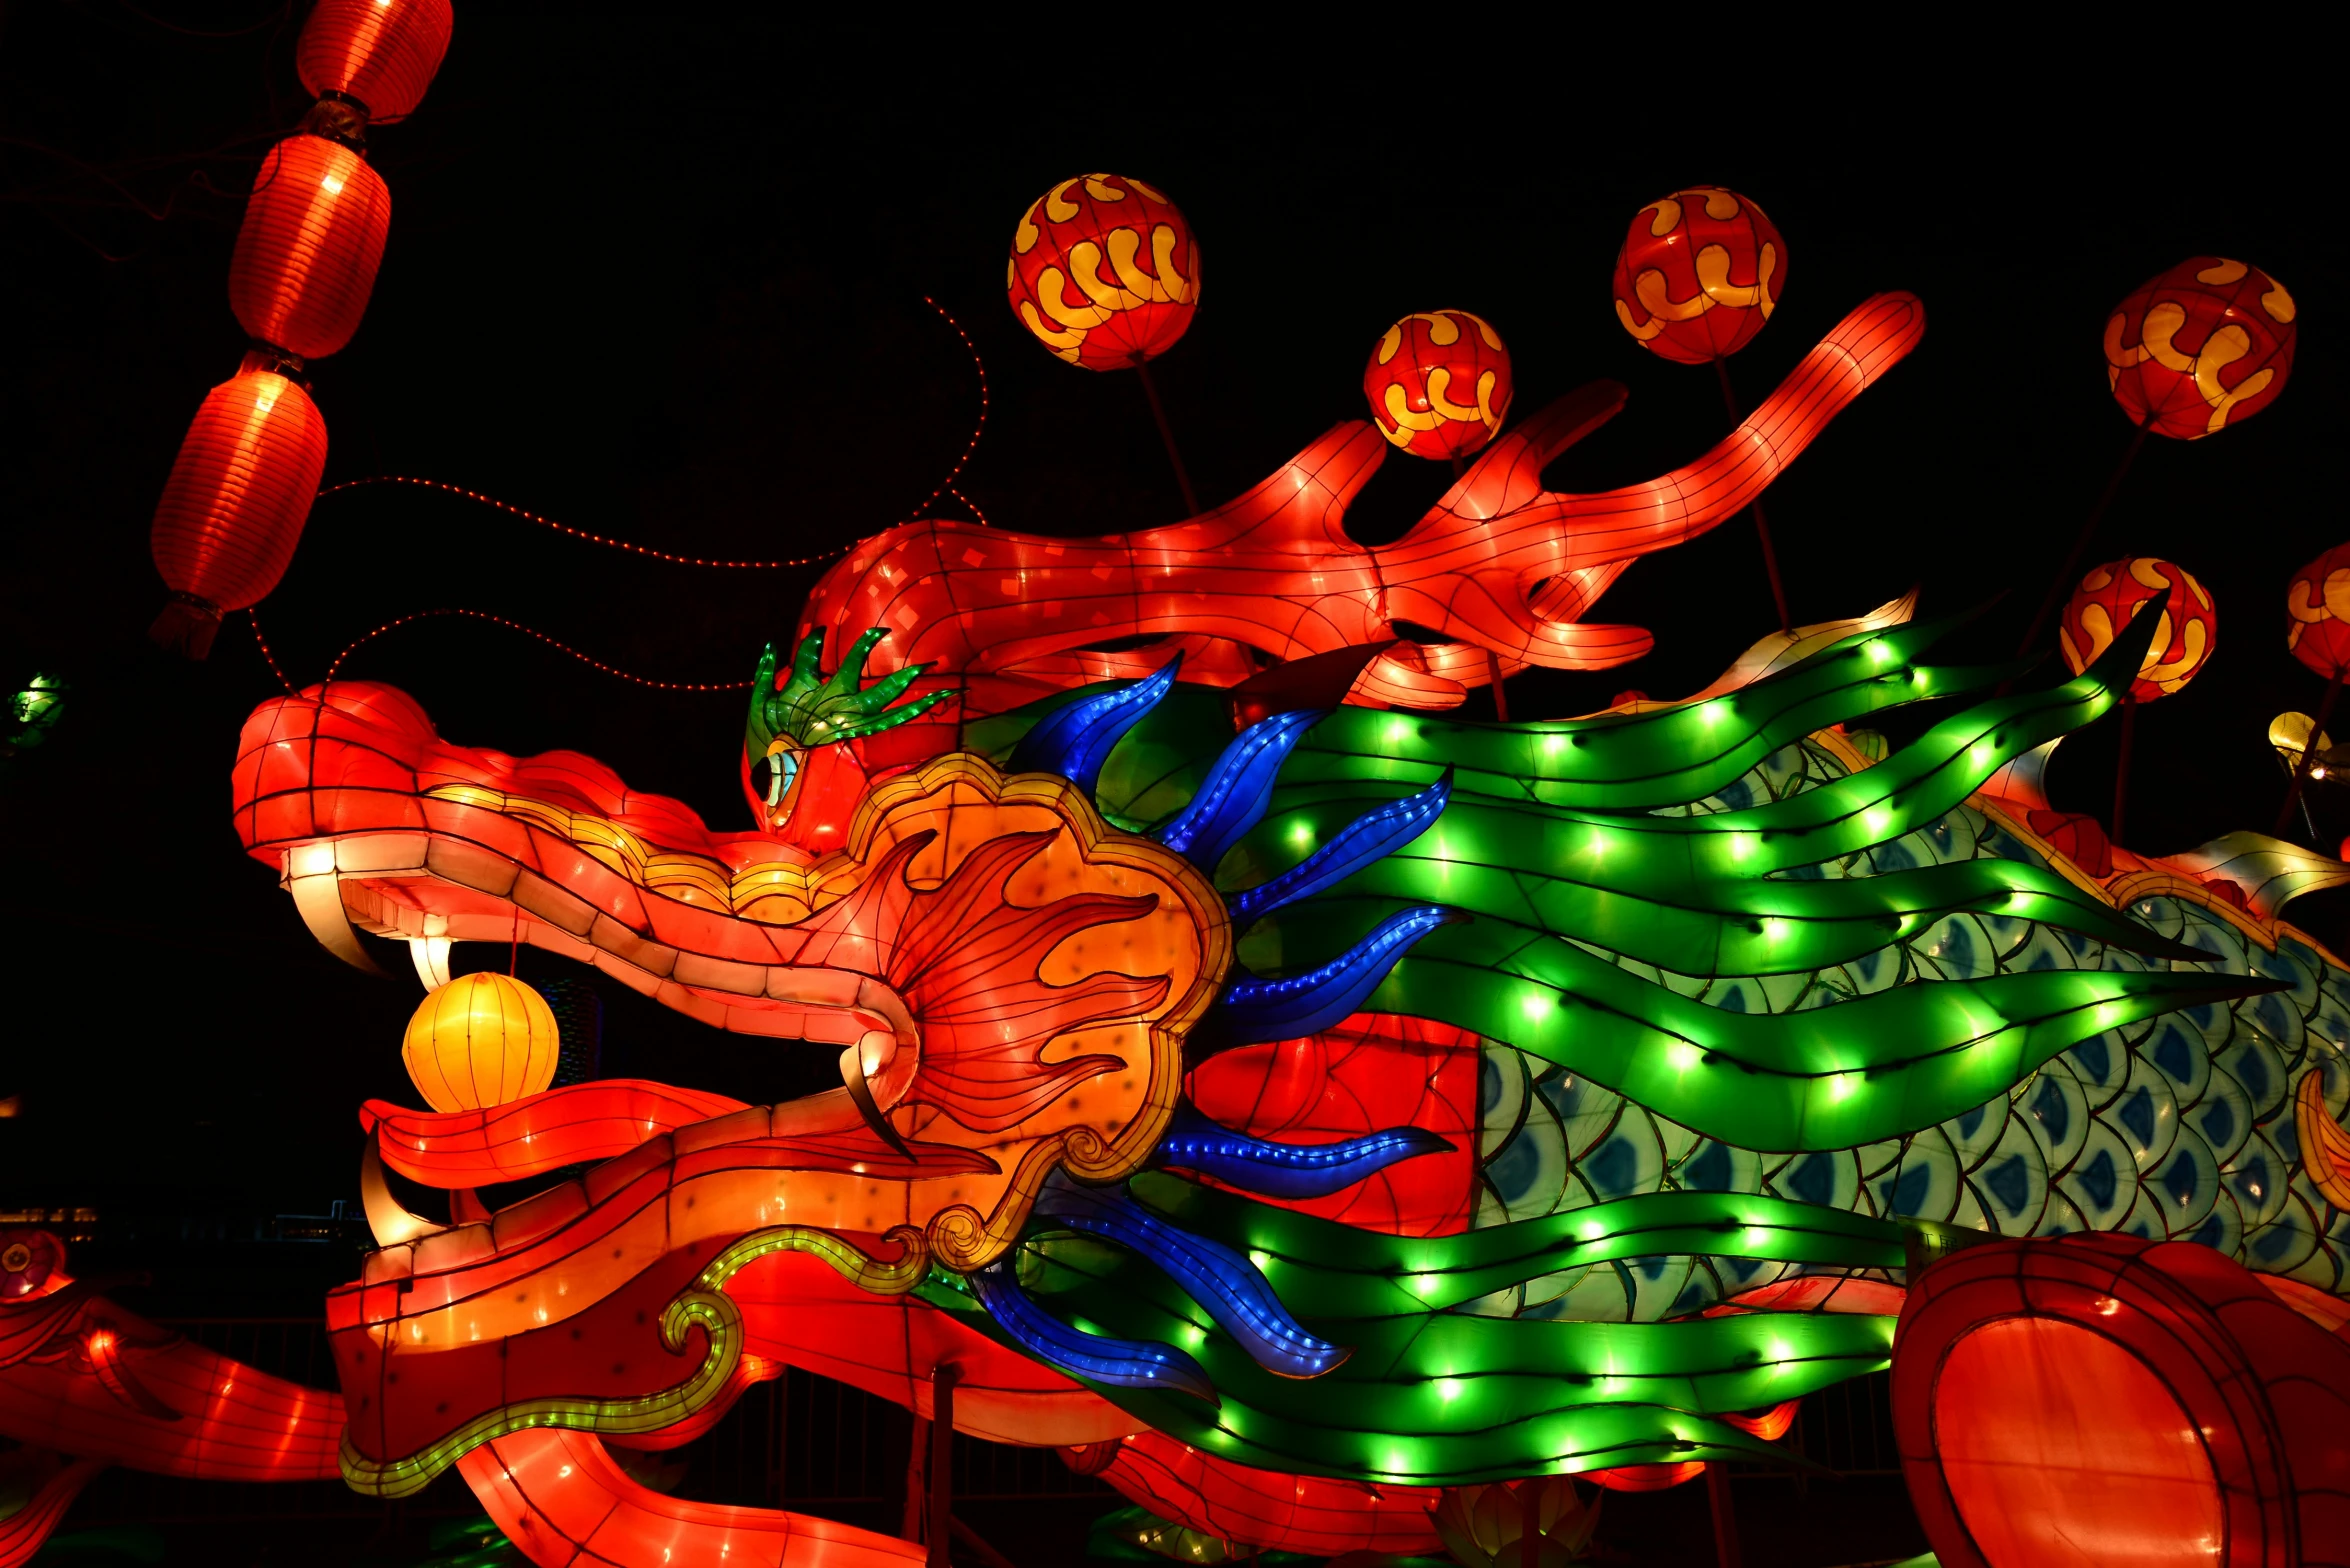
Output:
[1034, 1175, 1349, 1380]
[1007, 655, 1182, 795]
[966, 1256, 1218, 1404]
[1224, 768, 1453, 924]
[1152, 1104, 1452, 1200]
[1154, 708, 1325, 871]
[1219, 905, 1461, 1044]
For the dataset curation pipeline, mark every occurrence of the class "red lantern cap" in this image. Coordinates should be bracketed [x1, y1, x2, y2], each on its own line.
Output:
[2103, 257, 2295, 440]
[1611, 186, 1785, 365]
[149, 368, 330, 657]
[2287, 543, 2350, 680]
[2058, 556, 2217, 703]
[229, 134, 391, 360]
[296, 0, 453, 123]
[1007, 174, 1200, 371]
[1362, 310, 1515, 460]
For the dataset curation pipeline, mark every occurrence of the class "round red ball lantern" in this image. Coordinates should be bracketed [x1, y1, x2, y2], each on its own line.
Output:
[2103, 257, 2295, 440]
[229, 134, 391, 360]
[2058, 556, 2216, 702]
[1363, 310, 1514, 460]
[1007, 173, 1200, 370]
[1611, 186, 1785, 365]
[2287, 543, 2350, 680]
[296, 0, 454, 123]
[148, 365, 330, 658]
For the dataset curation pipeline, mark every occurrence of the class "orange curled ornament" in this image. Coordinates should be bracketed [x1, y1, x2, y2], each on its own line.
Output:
[2103, 257, 2296, 439]
[1363, 310, 1515, 460]
[1611, 186, 1784, 364]
[2059, 556, 2217, 702]
[1007, 173, 1200, 369]
[2288, 543, 2350, 679]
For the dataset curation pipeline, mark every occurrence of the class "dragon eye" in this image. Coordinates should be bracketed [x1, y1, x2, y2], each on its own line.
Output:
[764, 750, 800, 809]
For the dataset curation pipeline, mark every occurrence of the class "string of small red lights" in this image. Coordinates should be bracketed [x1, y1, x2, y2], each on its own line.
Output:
[325, 608, 755, 690]
[246, 608, 297, 695]
[913, 294, 989, 522]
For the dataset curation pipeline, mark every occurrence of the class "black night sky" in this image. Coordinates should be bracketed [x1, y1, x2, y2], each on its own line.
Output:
[3, 10, 2343, 1247]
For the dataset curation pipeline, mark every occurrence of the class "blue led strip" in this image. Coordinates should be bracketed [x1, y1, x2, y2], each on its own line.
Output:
[1225, 769, 1453, 923]
[1007, 656, 1182, 795]
[1155, 708, 1324, 870]
[1152, 1104, 1452, 1200]
[1219, 905, 1461, 1044]
[1035, 1177, 1348, 1379]
[966, 1257, 1218, 1404]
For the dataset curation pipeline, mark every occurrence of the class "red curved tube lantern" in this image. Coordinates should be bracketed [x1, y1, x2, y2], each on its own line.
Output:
[296, 0, 454, 123]
[1892, 1234, 2350, 1568]
[2287, 543, 2350, 680]
[228, 133, 391, 360]
[1007, 173, 1200, 369]
[1363, 310, 1515, 460]
[148, 367, 330, 658]
[2103, 257, 2295, 440]
[2058, 556, 2216, 702]
[1611, 186, 1785, 364]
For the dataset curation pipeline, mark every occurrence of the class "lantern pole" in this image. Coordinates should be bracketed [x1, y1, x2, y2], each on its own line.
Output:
[1706, 1461, 1744, 1568]
[2274, 664, 2348, 837]
[1134, 362, 1202, 517]
[1714, 359, 1790, 634]
[2014, 417, 2152, 659]
[2111, 694, 2140, 847]
[927, 1363, 958, 1568]
[1518, 1479, 1540, 1568]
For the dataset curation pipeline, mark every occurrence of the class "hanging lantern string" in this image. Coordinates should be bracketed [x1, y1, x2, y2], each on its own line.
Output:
[311, 476, 852, 569]
[325, 608, 755, 691]
[911, 293, 990, 522]
[246, 608, 298, 695]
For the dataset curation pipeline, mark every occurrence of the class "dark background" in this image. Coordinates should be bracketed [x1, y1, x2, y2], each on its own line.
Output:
[3, 10, 2344, 1263]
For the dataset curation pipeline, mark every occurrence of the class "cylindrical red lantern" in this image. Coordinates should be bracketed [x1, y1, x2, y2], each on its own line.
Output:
[148, 366, 330, 658]
[2103, 257, 2295, 440]
[1611, 186, 1785, 364]
[229, 134, 391, 361]
[1362, 310, 1514, 460]
[2287, 543, 2350, 679]
[2058, 556, 2217, 702]
[1007, 173, 1200, 370]
[296, 0, 454, 123]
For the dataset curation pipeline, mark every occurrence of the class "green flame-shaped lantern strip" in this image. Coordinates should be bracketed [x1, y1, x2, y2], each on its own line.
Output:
[920, 1175, 1903, 1486]
[745, 628, 952, 760]
[970, 609, 2276, 1152]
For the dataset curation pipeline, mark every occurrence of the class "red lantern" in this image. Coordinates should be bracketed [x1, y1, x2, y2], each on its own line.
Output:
[1007, 173, 1200, 370]
[2058, 556, 2216, 703]
[1363, 310, 1515, 460]
[147, 366, 330, 658]
[296, 0, 454, 123]
[2103, 257, 2295, 440]
[2286, 543, 2350, 679]
[1611, 186, 1785, 365]
[229, 134, 391, 361]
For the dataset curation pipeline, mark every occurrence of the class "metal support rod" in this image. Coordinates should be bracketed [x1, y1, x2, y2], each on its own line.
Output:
[901, 1413, 929, 1543]
[1518, 1479, 1540, 1568]
[1486, 647, 1511, 724]
[950, 1516, 1023, 1568]
[2014, 418, 2152, 660]
[2275, 665, 2347, 838]
[2111, 695, 2140, 848]
[1135, 362, 1201, 517]
[1706, 1462, 1744, 1568]
[928, 1364, 959, 1568]
[1715, 358, 1790, 634]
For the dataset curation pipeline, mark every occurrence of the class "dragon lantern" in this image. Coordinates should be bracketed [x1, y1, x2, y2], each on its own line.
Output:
[9, 280, 2350, 1568]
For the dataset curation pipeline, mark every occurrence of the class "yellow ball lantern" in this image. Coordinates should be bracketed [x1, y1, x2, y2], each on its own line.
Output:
[401, 972, 561, 1113]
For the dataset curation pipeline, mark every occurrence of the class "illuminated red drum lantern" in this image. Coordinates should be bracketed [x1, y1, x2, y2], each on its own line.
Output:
[1611, 186, 1785, 364]
[2286, 542, 2350, 680]
[228, 133, 391, 360]
[296, 0, 454, 123]
[2103, 257, 2295, 440]
[1007, 173, 1200, 369]
[1363, 310, 1514, 460]
[2058, 556, 2216, 702]
[147, 366, 330, 658]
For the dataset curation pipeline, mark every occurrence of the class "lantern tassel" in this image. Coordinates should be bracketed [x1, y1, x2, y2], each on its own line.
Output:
[148, 594, 222, 659]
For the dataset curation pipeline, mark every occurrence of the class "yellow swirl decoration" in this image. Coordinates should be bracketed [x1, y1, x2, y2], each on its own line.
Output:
[2103, 265, 2283, 433]
[1009, 174, 1196, 365]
